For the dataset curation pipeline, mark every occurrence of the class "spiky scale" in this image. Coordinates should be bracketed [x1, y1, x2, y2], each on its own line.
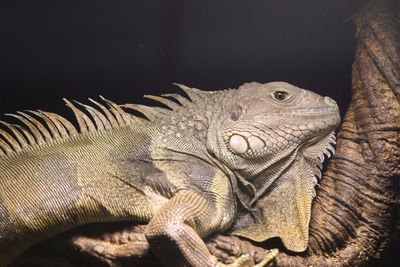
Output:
[6, 113, 45, 145]
[88, 98, 117, 128]
[12, 123, 36, 145]
[74, 101, 105, 131]
[18, 111, 52, 141]
[64, 98, 95, 133]
[144, 95, 181, 110]
[161, 93, 191, 106]
[122, 104, 159, 121]
[99, 96, 130, 126]
[173, 83, 203, 102]
[26, 110, 61, 139]
[83, 101, 111, 130]
[39, 111, 77, 137]
[0, 138, 12, 154]
[0, 128, 20, 150]
[327, 143, 335, 154]
[0, 121, 28, 148]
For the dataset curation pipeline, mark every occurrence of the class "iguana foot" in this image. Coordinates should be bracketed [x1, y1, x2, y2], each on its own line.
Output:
[216, 250, 277, 267]
[207, 235, 276, 265]
[71, 224, 150, 265]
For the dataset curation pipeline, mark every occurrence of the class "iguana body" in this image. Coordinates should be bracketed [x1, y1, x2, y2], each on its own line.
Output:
[0, 82, 340, 267]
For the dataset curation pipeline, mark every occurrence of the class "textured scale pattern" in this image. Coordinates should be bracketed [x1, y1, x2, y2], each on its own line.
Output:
[0, 97, 131, 158]
[0, 82, 208, 160]
[0, 81, 340, 267]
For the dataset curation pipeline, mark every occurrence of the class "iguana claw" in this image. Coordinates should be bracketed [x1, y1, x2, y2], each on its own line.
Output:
[255, 249, 278, 267]
[216, 249, 278, 267]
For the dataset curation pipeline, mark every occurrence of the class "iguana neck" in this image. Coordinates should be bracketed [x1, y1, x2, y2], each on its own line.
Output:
[149, 89, 233, 159]
[232, 131, 335, 210]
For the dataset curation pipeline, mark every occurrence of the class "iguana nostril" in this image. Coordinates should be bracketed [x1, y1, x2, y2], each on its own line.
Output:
[324, 96, 337, 107]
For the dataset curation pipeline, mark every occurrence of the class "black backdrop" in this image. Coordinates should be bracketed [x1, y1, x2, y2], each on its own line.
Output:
[0, 0, 367, 116]
[1, 0, 398, 265]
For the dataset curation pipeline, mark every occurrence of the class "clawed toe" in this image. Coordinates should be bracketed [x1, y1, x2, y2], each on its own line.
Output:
[254, 249, 278, 267]
[216, 249, 278, 267]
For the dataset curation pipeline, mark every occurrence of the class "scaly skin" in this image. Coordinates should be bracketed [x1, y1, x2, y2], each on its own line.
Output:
[0, 82, 339, 266]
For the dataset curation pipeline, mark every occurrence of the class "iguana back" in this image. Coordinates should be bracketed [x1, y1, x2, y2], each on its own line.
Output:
[0, 106, 161, 264]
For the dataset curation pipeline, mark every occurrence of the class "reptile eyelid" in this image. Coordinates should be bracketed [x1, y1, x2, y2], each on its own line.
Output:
[272, 90, 293, 103]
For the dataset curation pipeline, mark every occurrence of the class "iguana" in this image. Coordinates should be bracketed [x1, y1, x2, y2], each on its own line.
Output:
[0, 81, 340, 267]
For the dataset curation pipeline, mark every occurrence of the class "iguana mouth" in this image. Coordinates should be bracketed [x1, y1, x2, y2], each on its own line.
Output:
[290, 106, 339, 115]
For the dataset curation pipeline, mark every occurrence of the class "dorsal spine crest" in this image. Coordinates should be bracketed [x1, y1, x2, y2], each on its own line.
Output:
[0, 97, 134, 158]
[0, 84, 221, 158]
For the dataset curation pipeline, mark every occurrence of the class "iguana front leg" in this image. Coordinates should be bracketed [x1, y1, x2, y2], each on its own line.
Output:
[144, 189, 276, 267]
[145, 190, 223, 266]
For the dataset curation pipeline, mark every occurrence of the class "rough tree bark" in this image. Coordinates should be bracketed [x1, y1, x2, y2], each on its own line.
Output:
[275, 0, 400, 265]
[11, 0, 400, 266]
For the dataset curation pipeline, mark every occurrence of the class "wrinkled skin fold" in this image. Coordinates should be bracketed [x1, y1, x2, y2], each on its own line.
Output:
[11, 0, 400, 266]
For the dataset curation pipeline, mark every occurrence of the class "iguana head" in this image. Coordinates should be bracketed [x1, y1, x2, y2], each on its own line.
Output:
[206, 81, 340, 252]
[210, 81, 340, 174]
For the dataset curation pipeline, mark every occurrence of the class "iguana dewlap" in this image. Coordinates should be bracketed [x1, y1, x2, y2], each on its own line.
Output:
[0, 82, 340, 267]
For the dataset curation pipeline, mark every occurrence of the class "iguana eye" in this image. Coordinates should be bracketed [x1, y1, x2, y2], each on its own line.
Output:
[273, 90, 290, 101]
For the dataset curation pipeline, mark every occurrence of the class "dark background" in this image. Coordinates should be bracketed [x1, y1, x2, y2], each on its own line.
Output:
[1, 0, 398, 266]
[0, 0, 367, 117]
